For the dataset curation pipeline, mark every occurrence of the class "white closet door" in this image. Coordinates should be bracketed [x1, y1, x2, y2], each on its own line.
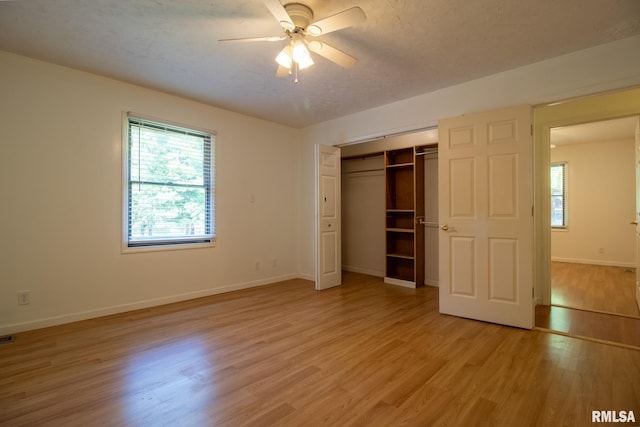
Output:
[316, 144, 342, 290]
[438, 105, 534, 329]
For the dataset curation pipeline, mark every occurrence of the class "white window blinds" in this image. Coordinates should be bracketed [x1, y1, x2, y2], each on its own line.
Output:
[125, 114, 215, 248]
[550, 162, 567, 228]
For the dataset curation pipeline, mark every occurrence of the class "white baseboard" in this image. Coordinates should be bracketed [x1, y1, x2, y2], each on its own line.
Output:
[343, 265, 385, 277]
[297, 273, 314, 281]
[551, 257, 635, 268]
[384, 276, 416, 288]
[424, 279, 439, 287]
[0, 273, 301, 336]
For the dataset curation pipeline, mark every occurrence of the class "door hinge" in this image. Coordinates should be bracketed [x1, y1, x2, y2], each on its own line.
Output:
[531, 205, 534, 216]
[530, 124, 533, 136]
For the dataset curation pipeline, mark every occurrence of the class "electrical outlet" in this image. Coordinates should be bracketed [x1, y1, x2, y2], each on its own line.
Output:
[272, 258, 277, 268]
[599, 248, 605, 254]
[18, 290, 30, 305]
[255, 261, 261, 271]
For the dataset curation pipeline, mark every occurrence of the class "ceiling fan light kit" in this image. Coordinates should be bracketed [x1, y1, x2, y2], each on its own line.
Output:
[275, 44, 293, 68]
[219, 1, 366, 82]
[291, 40, 314, 69]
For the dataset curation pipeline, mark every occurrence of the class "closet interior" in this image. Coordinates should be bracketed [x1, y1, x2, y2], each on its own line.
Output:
[341, 132, 439, 288]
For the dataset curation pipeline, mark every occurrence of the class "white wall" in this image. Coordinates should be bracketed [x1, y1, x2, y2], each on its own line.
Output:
[0, 52, 301, 334]
[298, 35, 640, 279]
[551, 139, 635, 267]
[341, 156, 385, 277]
[423, 154, 439, 287]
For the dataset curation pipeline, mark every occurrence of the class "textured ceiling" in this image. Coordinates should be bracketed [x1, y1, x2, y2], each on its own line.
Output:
[1, 0, 639, 128]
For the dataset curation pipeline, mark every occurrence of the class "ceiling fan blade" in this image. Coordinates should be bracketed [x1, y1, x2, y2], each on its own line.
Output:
[276, 65, 290, 77]
[306, 7, 366, 36]
[307, 41, 357, 68]
[218, 36, 286, 43]
[263, 0, 295, 30]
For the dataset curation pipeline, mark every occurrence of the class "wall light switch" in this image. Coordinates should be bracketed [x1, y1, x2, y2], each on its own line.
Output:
[18, 290, 30, 305]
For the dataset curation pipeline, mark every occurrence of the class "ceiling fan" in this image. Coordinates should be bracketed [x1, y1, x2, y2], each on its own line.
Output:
[219, 0, 366, 82]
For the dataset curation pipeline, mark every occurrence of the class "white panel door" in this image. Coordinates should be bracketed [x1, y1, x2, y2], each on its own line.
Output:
[635, 117, 640, 311]
[316, 144, 342, 290]
[438, 105, 534, 329]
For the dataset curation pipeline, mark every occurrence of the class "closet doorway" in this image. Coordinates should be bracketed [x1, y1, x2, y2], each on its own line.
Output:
[340, 130, 439, 287]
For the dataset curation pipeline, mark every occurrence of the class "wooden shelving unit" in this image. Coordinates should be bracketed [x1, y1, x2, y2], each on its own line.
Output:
[384, 147, 425, 287]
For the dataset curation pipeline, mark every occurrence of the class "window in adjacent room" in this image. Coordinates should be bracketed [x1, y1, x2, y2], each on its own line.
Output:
[123, 114, 215, 251]
[550, 162, 567, 228]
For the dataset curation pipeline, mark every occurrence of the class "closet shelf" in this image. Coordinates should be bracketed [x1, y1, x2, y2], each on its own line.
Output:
[386, 228, 414, 233]
[384, 146, 425, 288]
[386, 253, 415, 260]
[386, 162, 413, 169]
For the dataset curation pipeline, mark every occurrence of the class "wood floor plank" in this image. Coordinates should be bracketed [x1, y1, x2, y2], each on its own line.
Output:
[1, 272, 639, 426]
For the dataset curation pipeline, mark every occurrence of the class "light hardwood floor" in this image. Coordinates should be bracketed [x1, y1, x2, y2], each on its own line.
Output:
[551, 262, 639, 317]
[2, 272, 639, 426]
[536, 262, 640, 347]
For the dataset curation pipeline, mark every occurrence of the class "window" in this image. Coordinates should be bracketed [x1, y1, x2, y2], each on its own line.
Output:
[550, 162, 567, 228]
[124, 114, 215, 250]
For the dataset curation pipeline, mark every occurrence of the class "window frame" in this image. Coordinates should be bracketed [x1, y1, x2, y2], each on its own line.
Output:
[550, 161, 568, 230]
[122, 112, 216, 253]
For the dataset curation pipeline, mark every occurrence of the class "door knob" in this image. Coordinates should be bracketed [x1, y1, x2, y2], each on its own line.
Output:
[631, 221, 638, 225]
[440, 224, 450, 231]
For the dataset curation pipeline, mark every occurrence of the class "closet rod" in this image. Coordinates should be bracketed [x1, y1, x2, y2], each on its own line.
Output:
[416, 150, 438, 156]
[341, 152, 384, 161]
[342, 168, 385, 175]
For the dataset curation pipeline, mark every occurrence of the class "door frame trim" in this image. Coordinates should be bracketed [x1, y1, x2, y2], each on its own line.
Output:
[533, 88, 640, 305]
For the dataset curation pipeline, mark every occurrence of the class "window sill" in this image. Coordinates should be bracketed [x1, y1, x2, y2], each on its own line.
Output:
[121, 240, 215, 254]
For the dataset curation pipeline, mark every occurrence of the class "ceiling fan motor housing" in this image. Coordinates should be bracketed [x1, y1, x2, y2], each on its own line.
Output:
[284, 3, 314, 30]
